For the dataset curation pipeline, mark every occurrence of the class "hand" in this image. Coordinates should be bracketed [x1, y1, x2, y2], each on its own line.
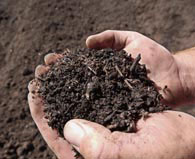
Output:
[28, 31, 195, 159]
[64, 111, 195, 159]
[86, 30, 185, 106]
[29, 65, 195, 159]
[28, 53, 75, 159]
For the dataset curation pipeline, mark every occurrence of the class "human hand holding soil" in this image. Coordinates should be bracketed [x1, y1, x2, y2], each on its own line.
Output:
[28, 54, 75, 159]
[86, 30, 191, 107]
[28, 30, 195, 159]
[28, 61, 195, 159]
[64, 111, 195, 159]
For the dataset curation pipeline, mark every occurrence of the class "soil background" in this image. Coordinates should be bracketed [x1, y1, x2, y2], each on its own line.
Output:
[0, 0, 195, 159]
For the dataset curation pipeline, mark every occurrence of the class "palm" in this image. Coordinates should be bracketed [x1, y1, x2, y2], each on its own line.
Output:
[86, 30, 183, 106]
[107, 111, 195, 159]
[124, 36, 182, 106]
[63, 111, 195, 159]
[28, 54, 75, 159]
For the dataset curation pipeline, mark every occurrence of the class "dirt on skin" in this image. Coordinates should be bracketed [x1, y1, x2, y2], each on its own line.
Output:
[1, 0, 195, 159]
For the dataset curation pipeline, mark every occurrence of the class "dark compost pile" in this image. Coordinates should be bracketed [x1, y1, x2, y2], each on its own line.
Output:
[38, 48, 169, 137]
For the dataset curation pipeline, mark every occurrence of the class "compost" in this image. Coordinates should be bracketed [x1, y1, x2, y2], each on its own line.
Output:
[38, 48, 169, 137]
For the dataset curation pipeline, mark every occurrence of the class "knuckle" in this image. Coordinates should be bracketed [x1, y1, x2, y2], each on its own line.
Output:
[130, 31, 143, 38]
[82, 139, 110, 159]
[130, 39, 141, 49]
[95, 141, 119, 159]
[104, 30, 112, 33]
[104, 30, 114, 34]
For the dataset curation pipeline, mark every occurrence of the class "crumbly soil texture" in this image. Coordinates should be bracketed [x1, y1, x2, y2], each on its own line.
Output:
[38, 48, 169, 137]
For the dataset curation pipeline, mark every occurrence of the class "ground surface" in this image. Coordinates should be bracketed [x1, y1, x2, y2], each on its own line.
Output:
[0, 0, 195, 159]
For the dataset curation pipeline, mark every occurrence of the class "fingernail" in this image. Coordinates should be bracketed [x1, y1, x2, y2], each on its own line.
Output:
[35, 65, 49, 79]
[64, 121, 85, 147]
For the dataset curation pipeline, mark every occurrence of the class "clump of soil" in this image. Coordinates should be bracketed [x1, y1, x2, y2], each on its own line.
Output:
[38, 48, 169, 138]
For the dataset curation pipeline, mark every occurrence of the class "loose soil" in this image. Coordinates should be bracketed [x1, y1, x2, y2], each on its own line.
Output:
[1, 0, 195, 159]
[38, 48, 169, 137]
[38, 48, 169, 158]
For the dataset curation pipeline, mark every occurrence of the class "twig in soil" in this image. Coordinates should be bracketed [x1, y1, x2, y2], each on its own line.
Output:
[107, 123, 118, 130]
[124, 79, 133, 89]
[115, 65, 124, 77]
[87, 66, 97, 75]
[103, 65, 108, 75]
[130, 54, 141, 73]
[115, 65, 133, 89]
[104, 111, 116, 122]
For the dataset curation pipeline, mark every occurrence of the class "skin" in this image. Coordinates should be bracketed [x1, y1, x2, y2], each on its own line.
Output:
[28, 30, 195, 159]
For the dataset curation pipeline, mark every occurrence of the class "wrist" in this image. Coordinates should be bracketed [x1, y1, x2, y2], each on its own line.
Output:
[173, 51, 195, 105]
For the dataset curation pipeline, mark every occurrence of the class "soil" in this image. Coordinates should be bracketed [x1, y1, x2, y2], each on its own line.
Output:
[1, 0, 195, 159]
[38, 48, 169, 159]
[38, 48, 169, 137]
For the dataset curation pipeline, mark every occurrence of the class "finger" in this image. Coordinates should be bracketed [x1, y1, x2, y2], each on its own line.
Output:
[28, 79, 40, 93]
[28, 81, 74, 159]
[28, 92, 44, 119]
[86, 30, 140, 50]
[35, 65, 50, 79]
[44, 53, 63, 65]
[64, 119, 119, 159]
[64, 119, 156, 159]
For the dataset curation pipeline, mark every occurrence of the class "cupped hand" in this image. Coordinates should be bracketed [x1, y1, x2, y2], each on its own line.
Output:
[28, 53, 75, 159]
[28, 31, 195, 159]
[64, 111, 195, 159]
[86, 30, 185, 106]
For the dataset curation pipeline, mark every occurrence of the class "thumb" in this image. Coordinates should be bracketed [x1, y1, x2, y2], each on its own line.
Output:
[86, 30, 129, 50]
[64, 119, 119, 159]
